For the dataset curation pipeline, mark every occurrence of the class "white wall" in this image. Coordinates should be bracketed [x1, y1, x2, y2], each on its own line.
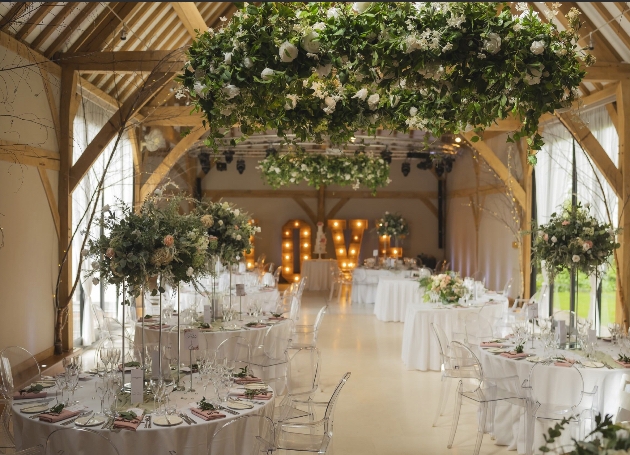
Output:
[0, 45, 59, 356]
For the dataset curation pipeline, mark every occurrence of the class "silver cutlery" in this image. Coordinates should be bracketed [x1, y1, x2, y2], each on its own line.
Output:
[17, 398, 54, 407]
[178, 413, 192, 425]
[217, 405, 239, 415]
[143, 416, 149, 428]
[29, 409, 52, 419]
[147, 415, 152, 428]
[82, 412, 97, 427]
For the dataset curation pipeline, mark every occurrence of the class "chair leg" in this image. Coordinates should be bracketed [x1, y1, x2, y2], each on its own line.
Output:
[447, 381, 463, 449]
[328, 282, 335, 302]
[433, 376, 449, 427]
[473, 403, 488, 455]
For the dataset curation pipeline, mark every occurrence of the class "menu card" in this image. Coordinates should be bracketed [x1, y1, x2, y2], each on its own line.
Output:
[184, 329, 200, 350]
[203, 305, 212, 323]
[130, 368, 143, 405]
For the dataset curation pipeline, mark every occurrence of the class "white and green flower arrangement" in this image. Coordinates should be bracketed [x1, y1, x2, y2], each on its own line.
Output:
[179, 2, 589, 164]
[377, 212, 409, 237]
[256, 150, 390, 192]
[419, 272, 466, 304]
[531, 201, 620, 280]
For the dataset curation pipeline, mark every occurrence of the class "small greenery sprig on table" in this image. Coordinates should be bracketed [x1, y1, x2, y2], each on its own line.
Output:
[514, 344, 524, 354]
[618, 353, 630, 364]
[117, 410, 138, 421]
[197, 397, 216, 411]
[49, 403, 64, 415]
[377, 212, 409, 237]
[234, 366, 251, 378]
[530, 201, 620, 281]
[20, 384, 44, 395]
[271, 312, 284, 318]
[243, 388, 268, 399]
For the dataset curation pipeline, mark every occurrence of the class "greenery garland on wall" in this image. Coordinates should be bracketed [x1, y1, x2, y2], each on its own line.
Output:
[180, 2, 589, 165]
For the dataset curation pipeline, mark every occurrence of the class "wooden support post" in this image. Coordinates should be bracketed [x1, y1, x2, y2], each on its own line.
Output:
[317, 185, 326, 224]
[522, 165, 533, 300]
[57, 67, 78, 354]
[616, 81, 630, 327]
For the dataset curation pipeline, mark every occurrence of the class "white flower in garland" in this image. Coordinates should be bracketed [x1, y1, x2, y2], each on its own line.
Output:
[323, 96, 337, 114]
[367, 93, 380, 110]
[572, 255, 581, 263]
[224, 52, 232, 64]
[222, 84, 240, 99]
[312, 22, 326, 31]
[353, 2, 372, 13]
[352, 88, 368, 101]
[261, 68, 274, 80]
[302, 31, 320, 53]
[327, 7, 339, 19]
[279, 41, 298, 62]
[186, 267, 194, 277]
[409, 107, 418, 116]
[193, 81, 206, 98]
[285, 94, 300, 110]
[530, 40, 546, 55]
[315, 63, 332, 77]
[484, 33, 502, 54]
[243, 57, 253, 68]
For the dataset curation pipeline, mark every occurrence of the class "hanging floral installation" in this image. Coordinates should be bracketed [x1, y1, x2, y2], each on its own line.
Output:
[179, 2, 589, 165]
[257, 151, 390, 192]
[531, 202, 620, 280]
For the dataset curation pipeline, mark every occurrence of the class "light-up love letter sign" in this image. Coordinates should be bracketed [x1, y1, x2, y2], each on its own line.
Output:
[327, 219, 367, 271]
[281, 219, 311, 283]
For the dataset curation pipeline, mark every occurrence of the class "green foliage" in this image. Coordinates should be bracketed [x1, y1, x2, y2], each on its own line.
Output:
[179, 2, 588, 162]
[539, 414, 630, 454]
[117, 410, 138, 421]
[49, 403, 64, 414]
[197, 397, 216, 411]
[234, 366, 250, 378]
[377, 212, 409, 237]
[419, 272, 466, 304]
[21, 383, 44, 394]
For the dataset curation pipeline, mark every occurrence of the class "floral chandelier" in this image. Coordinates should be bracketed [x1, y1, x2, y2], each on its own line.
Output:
[180, 2, 589, 166]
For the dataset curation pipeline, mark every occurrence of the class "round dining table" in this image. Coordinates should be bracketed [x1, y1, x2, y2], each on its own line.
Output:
[478, 339, 629, 454]
[301, 259, 336, 291]
[351, 268, 413, 305]
[373, 275, 422, 322]
[401, 296, 506, 371]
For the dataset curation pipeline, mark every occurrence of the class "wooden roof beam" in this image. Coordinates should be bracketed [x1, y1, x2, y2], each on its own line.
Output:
[584, 62, 630, 82]
[30, 3, 78, 51]
[14, 3, 56, 41]
[171, 3, 208, 38]
[57, 50, 186, 74]
[0, 2, 31, 31]
[44, 2, 99, 58]
[69, 2, 136, 53]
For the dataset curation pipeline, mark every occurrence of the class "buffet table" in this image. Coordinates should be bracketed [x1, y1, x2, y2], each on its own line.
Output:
[13, 374, 274, 455]
[301, 259, 336, 291]
[351, 268, 412, 304]
[478, 340, 629, 454]
[373, 276, 421, 322]
[401, 297, 505, 371]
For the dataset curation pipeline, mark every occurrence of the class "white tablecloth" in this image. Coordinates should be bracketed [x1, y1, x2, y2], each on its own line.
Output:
[401, 298, 505, 371]
[14, 374, 274, 455]
[301, 259, 336, 291]
[351, 268, 412, 304]
[478, 341, 628, 454]
[373, 276, 421, 322]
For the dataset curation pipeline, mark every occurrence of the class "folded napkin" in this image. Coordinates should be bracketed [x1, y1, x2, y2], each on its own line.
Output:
[500, 352, 529, 359]
[233, 391, 273, 400]
[13, 391, 47, 400]
[190, 408, 226, 421]
[234, 376, 262, 385]
[246, 323, 267, 329]
[39, 409, 81, 423]
[615, 359, 630, 368]
[480, 342, 506, 348]
[268, 316, 285, 321]
[113, 416, 143, 431]
[554, 359, 576, 367]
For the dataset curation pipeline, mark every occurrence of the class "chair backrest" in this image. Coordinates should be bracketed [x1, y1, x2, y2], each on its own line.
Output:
[46, 427, 120, 455]
[91, 304, 107, 332]
[445, 341, 483, 389]
[430, 323, 450, 358]
[352, 268, 367, 283]
[0, 346, 41, 393]
[322, 372, 351, 448]
[502, 277, 514, 296]
[464, 313, 494, 345]
[215, 336, 251, 368]
[552, 310, 575, 326]
[313, 305, 328, 332]
[435, 260, 449, 273]
[297, 276, 308, 296]
[263, 321, 293, 359]
[418, 267, 433, 279]
[287, 347, 321, 397]
[616, 374, 630, 423]
[209, 414, 275, 455]
[527, 362, 584, 409]
[288, 295, 301, 325]
[273, 266, 282, 282]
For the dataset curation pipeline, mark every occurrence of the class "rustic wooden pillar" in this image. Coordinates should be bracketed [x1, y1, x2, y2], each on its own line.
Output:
[317, 185, 326, 224]
[616, 81, 630, 326]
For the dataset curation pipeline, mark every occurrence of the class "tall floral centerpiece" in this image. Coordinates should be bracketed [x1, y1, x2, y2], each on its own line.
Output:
[377, 212, 409, 253]
[419, 272, 466, 305]
[179, 2, 588, 164]
[532, 202, 619, 281]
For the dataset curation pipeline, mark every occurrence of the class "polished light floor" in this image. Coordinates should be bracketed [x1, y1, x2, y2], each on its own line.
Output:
[302, 289, 513, 455]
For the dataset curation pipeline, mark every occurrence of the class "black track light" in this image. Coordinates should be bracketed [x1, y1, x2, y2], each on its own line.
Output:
[216, 161, 228, 171]
[236, 158, 246, 174]
[223, 150, 235, 163]
[120, 25, 127, 41]
[434, 162, 445, 177]
[265, 147, 277, 158]
[380, 149, 392, 164]
[199, 152, 211, 174]
[417, 158, 432, 170]
[401, 162, 410, 177]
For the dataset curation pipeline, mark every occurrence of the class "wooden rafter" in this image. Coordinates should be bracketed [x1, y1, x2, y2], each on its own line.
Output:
[584, 63, 630, 82]
[30, 3, 78, 51]
[68, 2, 136, 53]
[607, 103, 619, 133]
[14, 2, 55, 41]
[540, 82, 618, 123]
[171, 3, 208, 38]
[591, 3, 630, 55]
[0, 139, 60, 170]
[98, 3, 145, 52]
[0, 2, 31, 31]
[326, 198, 349, 219]
[293, 197, 318, 225]
[462, 133, 527, 209]
[140, 106, 203, 126]
[38, 66, 61, 150]
[617, 81, 630, 326]
[44, 2, 99, 58]
[58, 50, 186, 74]
[37, 166, 60, 240]
[69, 72, 176, 192]
[202, 189, 438, 200]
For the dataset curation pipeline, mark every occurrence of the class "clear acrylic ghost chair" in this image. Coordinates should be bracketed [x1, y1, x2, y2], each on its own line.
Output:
[329, 265, 351, 302]
[509, 285, 548, 323]
[290, 305, 328, 349]
[0, 346, 41, 393]
[276, 372, 351, 454]
[296, 276, 308, 298]
[248, 322, 293, 391]
[522, 363, 597, 455]
[91, 304, 133, 346]
[45, 427, 120, 455]
[273, 267, 282, 287]
[288, 294, 301, 326]
[464, 313, 495, 347]
[431, 323, 481, 427]
[275, 347, 321, 424]
[418, 266, 433, 278]
[615, 374, 630, 423]
[446, 341, 524, 455]
[500, 277, 514, 297]
[552, 310, 579, 336]
[209, 414, 275, 455]
[215, 335, 251, 371]
[435, 260, 450, 274]
[14, 446, 44, 455]
[478, 304, 503, 335]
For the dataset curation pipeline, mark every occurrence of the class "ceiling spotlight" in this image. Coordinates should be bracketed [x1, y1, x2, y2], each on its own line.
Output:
[236, 158, 246, 174]
[120, 25, 127, 41]
[199, 152, 211, 174]
[444, 157, 454, 173]
[434, 162, 445, 177]
[216, 161, 228, 172]
[380, 149, 392, 164]
[417, 158, 433, 170]
[454, 136, 462, 143]
[401, 162, 410, 177]
[223, 149, 235, 164]
[265, 147, 277, 157]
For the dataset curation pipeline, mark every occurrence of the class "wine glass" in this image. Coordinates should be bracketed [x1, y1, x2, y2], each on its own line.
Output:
[54, 374, 67, 405]
[66, 370, 80, 405]
[152, 379, 167, 415]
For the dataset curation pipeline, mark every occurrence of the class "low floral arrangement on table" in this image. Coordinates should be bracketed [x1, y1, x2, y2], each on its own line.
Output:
[377, 212, 409, 237]
[194, 200, 259, 265]
[531, 201, 620, 280]
[419, 272, 466, 304]
[540, 414, 630, 454]
[179, 2, 589, 163]
[257, 150, 390, 193]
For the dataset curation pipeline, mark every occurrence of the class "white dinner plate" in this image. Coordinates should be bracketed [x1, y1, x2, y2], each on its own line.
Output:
[581, 361, 605, 368]
[36, 380, 56, 388]
[526, 356, 544, 363]
[20, 404, 50, 414]
[75, 415, 107, 427]
[225, 400, 254, 410]
[152, 415, 183, 426]
[487, 347, 507, 354]
[242, 384, 268, 390]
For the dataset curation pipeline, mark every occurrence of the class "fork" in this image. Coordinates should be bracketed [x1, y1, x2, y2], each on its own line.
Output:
[29, 409, 51, 419]
[178, 413, 192, 425]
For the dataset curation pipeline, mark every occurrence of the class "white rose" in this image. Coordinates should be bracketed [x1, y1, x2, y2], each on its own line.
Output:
[193, 81, 206, 98]
[285, 94, 299, 110]
[353, 2, 372, 13]
[279, 41, 298, 62]
[484, 33, 501, 54]
[316, 63, 332, 78]
[301, 31, 320, 54]
[92, 277, 99, 285]
[243, 57, 253, 68]
[224, 52, 232, 65]
[344, 174, 351, 180]
[555, 48, 567, 56]
[221, 84, 240, 100]
[154, 188, 163, 196]
[81, 249, 89, 257]
[551, 236, 557, 243]
[234, 209, 240, 216]
[616, 429, 630, 440]
[327, 7, 339, 19]
[409, 107, 418, 116]
[530, 40, 546, 55]
[367, 93, 380, 110]
[261, 68, 275, 80]
[256, 226, 261, 233]
[236, 235, 242, 241]
[352, 88, 368, 101]
[572, 255, 581, 263]
[312, 22, 326, 31]
[186, 267, 194, 277]
[218, 220, 224, 226]
[323, 96, 337, 114]
[101, 204, 110, 213]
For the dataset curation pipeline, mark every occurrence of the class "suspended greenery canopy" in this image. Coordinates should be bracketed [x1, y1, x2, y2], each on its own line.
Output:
[180, 2, 589, 164]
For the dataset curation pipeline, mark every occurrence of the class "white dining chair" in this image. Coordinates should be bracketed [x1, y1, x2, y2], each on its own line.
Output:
[290, 305, 328, 349]
[209, 414, 275, 455]
[275, 347, 321, 424]
[615, 374, 630, 423]
[464, 313, 495, 346]
[248, 322, 294, 391]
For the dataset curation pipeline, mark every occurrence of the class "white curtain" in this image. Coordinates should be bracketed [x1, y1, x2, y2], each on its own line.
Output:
[72, 99, 134, 345]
